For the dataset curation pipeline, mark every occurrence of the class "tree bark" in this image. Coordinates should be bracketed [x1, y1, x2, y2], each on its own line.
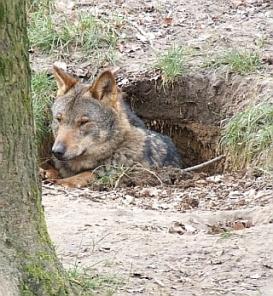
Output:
[0, 1, 74, 295]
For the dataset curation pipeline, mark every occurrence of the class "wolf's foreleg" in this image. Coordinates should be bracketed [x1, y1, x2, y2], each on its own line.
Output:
[39, 166, 60, 180]
[49, 171, 94, 188]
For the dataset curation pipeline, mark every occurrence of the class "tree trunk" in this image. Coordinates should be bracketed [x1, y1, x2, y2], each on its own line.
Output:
[0, 1, 74, 295]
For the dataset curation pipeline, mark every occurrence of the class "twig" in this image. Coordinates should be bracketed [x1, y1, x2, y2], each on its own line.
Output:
[133, 163, 163, 186]
[182, 155, 225, 173]
[69, 278, 82, 286]
[74, 2, 93, 7]
[42, 182, 69, 194]
[91, 232, 111, 253]
[114, 167, 131, 189]
[125, 19, 156, 50]
[126, 20, 148, 39]
[154, 278, 165, 287]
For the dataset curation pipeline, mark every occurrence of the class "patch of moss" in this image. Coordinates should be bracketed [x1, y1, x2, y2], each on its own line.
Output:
[20, 250, 70, 296]
[0, 3, 5, 25]
[0, 56, 6, 77]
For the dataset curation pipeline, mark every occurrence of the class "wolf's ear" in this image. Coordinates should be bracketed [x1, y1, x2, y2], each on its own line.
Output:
[90, 71, 118, 107]
[53, 66, 77, 96]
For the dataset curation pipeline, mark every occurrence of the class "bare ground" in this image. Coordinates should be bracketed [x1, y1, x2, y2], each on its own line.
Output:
[43, 172, 273, 296]
[36, 0, 273, 295]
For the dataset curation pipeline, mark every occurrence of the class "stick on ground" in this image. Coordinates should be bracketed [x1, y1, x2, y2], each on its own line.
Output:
[182, 155, 225, 173]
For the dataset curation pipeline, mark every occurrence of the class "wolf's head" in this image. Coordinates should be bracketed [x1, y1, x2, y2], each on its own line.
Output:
[51, 66, 129, 161]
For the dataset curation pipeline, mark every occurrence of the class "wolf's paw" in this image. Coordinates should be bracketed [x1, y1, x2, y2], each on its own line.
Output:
[50, 172, 94, 188]
[39, 167, 60, 180]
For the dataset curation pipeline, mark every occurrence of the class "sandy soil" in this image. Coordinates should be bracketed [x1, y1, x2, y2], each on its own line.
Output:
[43, 172, 273, 295]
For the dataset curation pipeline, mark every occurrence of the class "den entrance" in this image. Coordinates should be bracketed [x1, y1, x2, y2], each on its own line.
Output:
[124, 72, 227, 172]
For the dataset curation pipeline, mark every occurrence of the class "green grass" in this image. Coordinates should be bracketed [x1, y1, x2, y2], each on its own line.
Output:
[93, 165, 130, 188]
[220, 230, 233, 239]
[28, 11, 72, 52]
[68, 268, 124, 296]
[32, 72, 56, 146]
[27, 0, 53, 13]
[205, 50, 261, 75]
[79, 14, 118, 52]
[220, 103, 273, 170]
[155, 46, 185, 83]
[28, 8, 118, 63]
[77, 14, 118, 64]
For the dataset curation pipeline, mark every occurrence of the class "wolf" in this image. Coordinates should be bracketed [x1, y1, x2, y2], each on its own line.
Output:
[45, 66, 181, 187]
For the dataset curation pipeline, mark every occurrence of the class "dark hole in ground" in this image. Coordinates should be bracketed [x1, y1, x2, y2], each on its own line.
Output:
[123, 72, 228, 172]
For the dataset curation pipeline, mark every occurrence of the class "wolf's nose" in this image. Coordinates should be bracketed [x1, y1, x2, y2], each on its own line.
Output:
[52, 143, 66, 160]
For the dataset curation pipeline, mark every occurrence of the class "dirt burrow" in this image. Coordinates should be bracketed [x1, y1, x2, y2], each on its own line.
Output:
[121, 70, 273, 169]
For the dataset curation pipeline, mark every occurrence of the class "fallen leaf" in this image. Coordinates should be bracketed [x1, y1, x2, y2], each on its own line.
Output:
[169, 222, 186, 235]
[162, 17, 173, 26]
[207, 223, 227, 234]
[131, 272, 152, 280]
[262, 54, 273, 65]
[232, 221, 245, 230]
[117, 42, 125, 53]
[231, 219, 253, 230]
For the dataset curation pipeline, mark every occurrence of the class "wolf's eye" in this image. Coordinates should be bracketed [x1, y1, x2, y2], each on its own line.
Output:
[56, 114, 62, 123]
[79, 117, 90, 126]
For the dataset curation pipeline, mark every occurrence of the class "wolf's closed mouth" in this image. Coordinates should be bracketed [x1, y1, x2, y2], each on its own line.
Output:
[56, 149, 87, 162]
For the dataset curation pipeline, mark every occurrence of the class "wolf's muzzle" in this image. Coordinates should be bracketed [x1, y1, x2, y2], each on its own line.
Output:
[52, 143, 66, 160]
